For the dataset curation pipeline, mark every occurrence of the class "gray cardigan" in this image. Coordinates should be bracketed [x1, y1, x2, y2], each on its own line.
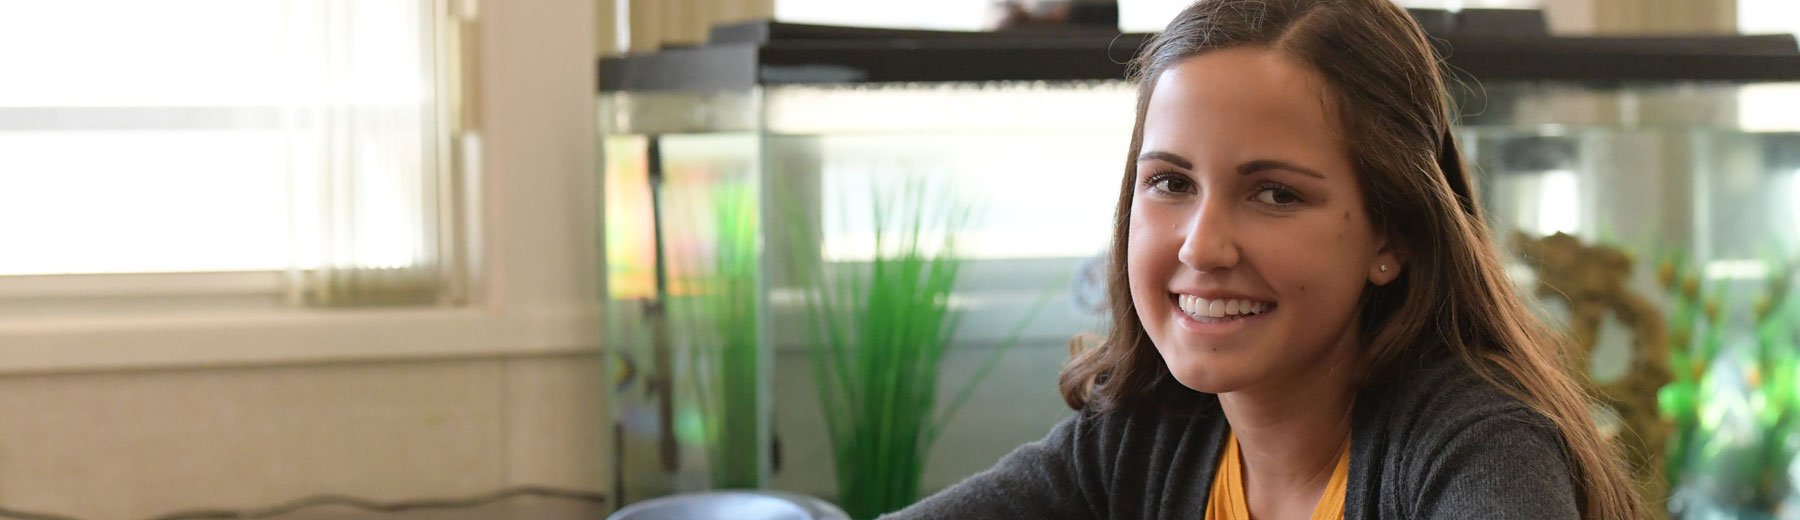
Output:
[882, 355, 1582, 519]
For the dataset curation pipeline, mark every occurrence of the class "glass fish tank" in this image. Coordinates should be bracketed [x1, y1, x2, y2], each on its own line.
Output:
[599, 80, 1130, 515]
[599, 11, 1800, 518]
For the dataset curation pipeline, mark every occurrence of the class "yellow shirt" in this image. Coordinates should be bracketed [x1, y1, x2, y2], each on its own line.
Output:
[1205, 431, 1351, 520]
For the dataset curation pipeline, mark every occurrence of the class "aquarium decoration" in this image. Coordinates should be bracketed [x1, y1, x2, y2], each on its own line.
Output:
[785, 179, 1046, 519]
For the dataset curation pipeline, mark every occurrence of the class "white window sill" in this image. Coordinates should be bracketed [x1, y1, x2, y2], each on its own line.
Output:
[0, 304, 603, 375]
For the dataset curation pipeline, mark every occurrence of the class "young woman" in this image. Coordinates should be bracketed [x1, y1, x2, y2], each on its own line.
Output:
[883, 0, 1644, 518]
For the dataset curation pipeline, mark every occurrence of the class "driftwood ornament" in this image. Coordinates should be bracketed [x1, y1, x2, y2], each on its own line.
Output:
[1513, 231, 1674, 509]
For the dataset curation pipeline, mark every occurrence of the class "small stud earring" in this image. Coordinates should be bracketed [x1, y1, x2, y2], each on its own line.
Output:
[1379, 264, 1389, 273]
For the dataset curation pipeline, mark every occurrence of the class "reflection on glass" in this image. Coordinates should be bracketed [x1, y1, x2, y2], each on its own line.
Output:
[603, 136, 655, 300]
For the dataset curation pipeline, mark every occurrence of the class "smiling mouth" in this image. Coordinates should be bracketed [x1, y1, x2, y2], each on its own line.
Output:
[1172, 293, 1276, 323]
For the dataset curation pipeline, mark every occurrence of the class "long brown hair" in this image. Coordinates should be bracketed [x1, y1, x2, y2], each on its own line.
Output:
[1057, 0, 1644, 517]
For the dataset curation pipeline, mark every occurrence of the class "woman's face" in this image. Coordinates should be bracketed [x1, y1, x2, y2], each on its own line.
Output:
[1127, 47, 1400, 395]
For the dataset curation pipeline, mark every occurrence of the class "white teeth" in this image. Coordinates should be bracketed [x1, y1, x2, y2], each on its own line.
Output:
[1176, 295, 1272, 319]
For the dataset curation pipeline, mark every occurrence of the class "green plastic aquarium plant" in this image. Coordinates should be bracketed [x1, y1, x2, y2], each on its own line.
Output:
[1658, 249, 1800, 516]
[1747, 254, 1799, 509]
[784, 179, 1047, 519]
[1655, 245, 1723, 491]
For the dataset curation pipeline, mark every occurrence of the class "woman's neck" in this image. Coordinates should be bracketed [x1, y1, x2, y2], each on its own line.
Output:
[1217, 351, 1357, 519]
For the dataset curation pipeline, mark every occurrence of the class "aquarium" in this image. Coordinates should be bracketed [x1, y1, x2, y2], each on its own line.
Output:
[600, 80, 1130, 517]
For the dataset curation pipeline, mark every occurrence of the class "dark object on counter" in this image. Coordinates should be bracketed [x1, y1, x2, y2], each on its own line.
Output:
[606, 491, 849, 520]
[992, 0, 1119, 32]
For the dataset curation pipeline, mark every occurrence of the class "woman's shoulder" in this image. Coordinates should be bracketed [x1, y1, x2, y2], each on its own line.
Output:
[1357, 355, 1580, 518]
[885, 391, 1229, 520]
[1050, 387, 1232, 485]
[1358, 353, 1567, 483]
[1365, 353, 1548, 433]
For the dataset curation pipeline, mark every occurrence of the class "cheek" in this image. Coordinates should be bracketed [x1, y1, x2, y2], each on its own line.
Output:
[1125, 214, 1173, 307]
[1263, 220, 1374, 307]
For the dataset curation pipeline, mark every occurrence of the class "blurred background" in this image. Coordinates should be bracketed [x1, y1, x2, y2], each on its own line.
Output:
[1, 0, 1797, 519]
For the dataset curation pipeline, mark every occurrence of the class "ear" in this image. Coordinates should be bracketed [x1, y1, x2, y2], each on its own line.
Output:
[1369, 234, 1405, 286]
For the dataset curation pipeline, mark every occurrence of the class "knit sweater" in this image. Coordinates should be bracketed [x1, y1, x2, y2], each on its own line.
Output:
[881, 355, 1582, 519]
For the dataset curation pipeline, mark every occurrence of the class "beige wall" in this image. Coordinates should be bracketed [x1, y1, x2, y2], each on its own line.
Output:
[0, 355, 605, 520]
[597, 0, 774, 56]
[1546, 0, 1737, 35]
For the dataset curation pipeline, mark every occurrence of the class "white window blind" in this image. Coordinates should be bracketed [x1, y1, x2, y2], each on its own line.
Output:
[0, 0, 464, 307]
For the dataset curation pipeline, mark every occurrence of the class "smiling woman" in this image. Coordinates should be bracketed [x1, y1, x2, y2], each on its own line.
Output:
[1127, 47, 1394, 403]
[880, 0, 1644, 519]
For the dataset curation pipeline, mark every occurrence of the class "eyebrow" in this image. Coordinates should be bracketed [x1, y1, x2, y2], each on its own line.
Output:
[1136, 150, 1328, 180]
[1239, 159, 1327, 180]
[1136, 150, 1192, 170]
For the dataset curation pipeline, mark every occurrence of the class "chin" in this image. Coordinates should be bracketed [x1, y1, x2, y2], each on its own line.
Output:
[1162, 358, 1242, 395]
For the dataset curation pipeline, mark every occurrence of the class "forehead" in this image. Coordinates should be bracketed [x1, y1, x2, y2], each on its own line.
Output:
[1141, 47, 1345, 157]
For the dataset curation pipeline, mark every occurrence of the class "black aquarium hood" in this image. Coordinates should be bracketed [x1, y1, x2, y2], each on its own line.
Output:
[599, 8, 1800, 93]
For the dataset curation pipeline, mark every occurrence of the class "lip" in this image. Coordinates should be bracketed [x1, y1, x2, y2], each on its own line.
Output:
[1169, 289, 1274, 302]
[1168, 292, 1275, 338]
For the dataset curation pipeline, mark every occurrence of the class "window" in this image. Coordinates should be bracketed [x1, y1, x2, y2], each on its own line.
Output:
[1740, 0, 1800, 38]
[0, 0, 464, 307]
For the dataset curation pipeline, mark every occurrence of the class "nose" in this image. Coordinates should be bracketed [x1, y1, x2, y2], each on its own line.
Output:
[1176, 195, 1239, 272]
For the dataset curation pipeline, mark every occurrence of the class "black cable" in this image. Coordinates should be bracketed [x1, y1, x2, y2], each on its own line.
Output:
[0, 507, 82, 520]
[147, 485, 606, 520]
[0, 486, 606, 520]
[146, 486, 606, 520]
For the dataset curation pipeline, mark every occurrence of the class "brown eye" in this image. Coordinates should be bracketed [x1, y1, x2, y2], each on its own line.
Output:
[1149, 174, 1195, 194]
[1253, 185, 1302, 205]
